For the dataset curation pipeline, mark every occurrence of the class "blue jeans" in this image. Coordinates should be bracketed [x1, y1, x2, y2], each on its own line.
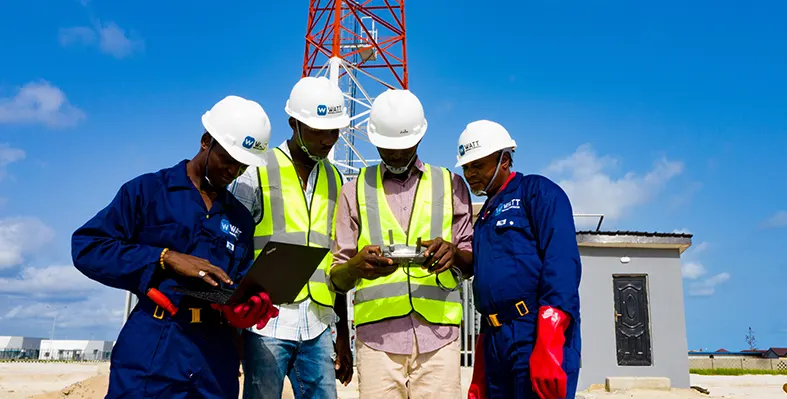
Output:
[242, 328, 337, 399]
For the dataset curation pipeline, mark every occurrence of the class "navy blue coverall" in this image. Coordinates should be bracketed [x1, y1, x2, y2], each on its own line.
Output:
[472, 172, 582, 399]
[72, 160, 256, 399]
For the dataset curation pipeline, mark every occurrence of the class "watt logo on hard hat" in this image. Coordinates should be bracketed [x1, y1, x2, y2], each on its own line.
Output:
[242, 135, 267, 151]
[461, 140, 481, 154]
[316, 104, 343, 117]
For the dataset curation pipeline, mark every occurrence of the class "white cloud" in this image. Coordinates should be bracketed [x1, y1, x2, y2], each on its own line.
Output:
[3, 287, 125, 331]
[0, 261, 125, 337]
[682, 262, 706, 279]
[0, 144, 25, 181]
[59, 21, 144, 59]
[680, 241, 727, 296]
[98, 21, 144, 58]
[0, 81, 85, 127]
[673, 228, 692, 234]
[692, 241, 709, 254]
[58, 26, 95, 47]
[0, 217, 56, 269]
[543, 144, 684, 228]
[688, 272, 730, 297]
[0, 265, 99, 299]
[762, 210, 787, 229]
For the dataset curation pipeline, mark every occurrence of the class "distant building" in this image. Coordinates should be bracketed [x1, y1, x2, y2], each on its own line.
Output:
[0, 336, 43, 359]
[39, 339, 114, 361]
[763, 348, 787, 359]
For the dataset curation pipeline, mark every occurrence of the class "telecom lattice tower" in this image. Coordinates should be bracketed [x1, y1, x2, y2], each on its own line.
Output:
[301, 0, 408, 179]
[300, 1, 409, 360]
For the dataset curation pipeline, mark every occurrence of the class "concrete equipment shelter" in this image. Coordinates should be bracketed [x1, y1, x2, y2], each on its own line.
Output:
[576, 230, 692, 390]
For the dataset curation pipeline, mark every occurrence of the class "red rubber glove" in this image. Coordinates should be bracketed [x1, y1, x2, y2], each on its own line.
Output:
[530, 306, 570, 399]
[212, 292, 279, 329]
[468, 333, 487, 399]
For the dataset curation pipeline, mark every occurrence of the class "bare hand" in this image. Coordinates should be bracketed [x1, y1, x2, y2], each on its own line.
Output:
[347, 245, 396, 280]
[163, 250, 233, 287]
[334, 330, 354, 386]
[421, 237, 456, 274]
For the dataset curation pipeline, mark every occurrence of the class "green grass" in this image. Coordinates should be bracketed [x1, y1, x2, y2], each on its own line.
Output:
[690, 368, 787, 376]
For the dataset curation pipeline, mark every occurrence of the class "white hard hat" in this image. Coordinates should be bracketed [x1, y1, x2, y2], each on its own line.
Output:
[201, 95, 271, 167]
[455, 120, 517, 167]
[367, 89, 428, 150]
[285, 76, 350, 130]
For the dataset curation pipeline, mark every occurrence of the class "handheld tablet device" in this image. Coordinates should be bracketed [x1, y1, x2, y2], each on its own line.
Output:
[175, 240, 328, 306]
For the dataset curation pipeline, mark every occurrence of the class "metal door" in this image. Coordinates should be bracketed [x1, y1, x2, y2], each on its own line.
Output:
[613, 274, 653, 366]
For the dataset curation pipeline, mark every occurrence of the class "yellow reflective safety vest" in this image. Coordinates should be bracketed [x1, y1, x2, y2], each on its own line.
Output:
[253, 147, 341, 307]
[354, 163, 462, 326]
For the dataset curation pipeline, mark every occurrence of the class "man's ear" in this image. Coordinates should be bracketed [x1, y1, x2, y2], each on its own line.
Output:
[502, 151, 513, 169]
[200, 132, 212, 150]
[288, 117, 298, 131]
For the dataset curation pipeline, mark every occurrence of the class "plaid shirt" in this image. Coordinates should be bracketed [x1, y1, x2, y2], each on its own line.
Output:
[228, 141, 340, 341]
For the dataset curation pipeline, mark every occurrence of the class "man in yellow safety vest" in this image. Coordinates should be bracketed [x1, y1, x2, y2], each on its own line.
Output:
[330, 88, 475, 398]
[229, 76, 354, 399]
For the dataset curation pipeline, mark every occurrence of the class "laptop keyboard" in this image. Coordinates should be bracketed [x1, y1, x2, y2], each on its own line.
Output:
[175, 286, 234, 305]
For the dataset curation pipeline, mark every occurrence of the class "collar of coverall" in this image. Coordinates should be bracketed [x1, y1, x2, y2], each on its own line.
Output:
[481, 172, 517, 221]
[166, 159, 234, 207]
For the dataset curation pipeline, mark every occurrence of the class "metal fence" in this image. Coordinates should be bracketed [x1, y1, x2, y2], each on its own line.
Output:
[39, 348, 111, 361]
[460, 279, 481, 367]
[0, 348, 40, 360]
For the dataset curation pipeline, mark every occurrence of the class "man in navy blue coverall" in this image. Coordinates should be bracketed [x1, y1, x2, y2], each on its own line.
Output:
[71, 95, 280, 399]
[457, 120, 582, 399]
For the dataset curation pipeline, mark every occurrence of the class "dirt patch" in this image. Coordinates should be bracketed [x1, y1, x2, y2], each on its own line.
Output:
[26, 375, 108, 399]
[578, 387, 707, 398]
[15, 364, 787, 399]
[0, 363, 104, 399]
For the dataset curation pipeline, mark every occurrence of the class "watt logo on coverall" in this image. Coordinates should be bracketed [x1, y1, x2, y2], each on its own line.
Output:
[494, 198, 521, 216]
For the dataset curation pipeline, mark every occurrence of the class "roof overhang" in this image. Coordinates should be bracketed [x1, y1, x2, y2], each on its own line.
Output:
[577, 231, 692, 254]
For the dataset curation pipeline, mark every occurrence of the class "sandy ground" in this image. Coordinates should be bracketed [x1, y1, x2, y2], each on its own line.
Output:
[0, 362, 108, 399]
[1, 362, 784, 399]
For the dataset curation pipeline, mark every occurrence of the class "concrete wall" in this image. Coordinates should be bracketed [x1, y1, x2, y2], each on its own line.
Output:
[577, 247, 690, 390]
[689, 356, 787, 371]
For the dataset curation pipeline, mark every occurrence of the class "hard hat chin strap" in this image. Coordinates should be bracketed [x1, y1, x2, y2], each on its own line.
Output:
[472, 150, 510, 197]
[296, 123, 326, 162]
[382, 151, 416, 175]
[201, 139, 217, 191]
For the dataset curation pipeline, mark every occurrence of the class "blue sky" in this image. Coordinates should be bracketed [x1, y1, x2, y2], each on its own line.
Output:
[0, 0, 785, 351]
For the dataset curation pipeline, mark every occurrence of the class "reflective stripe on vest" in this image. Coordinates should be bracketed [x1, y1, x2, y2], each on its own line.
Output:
[253, 148, 340, 307]
[353, 163, 462, 326]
